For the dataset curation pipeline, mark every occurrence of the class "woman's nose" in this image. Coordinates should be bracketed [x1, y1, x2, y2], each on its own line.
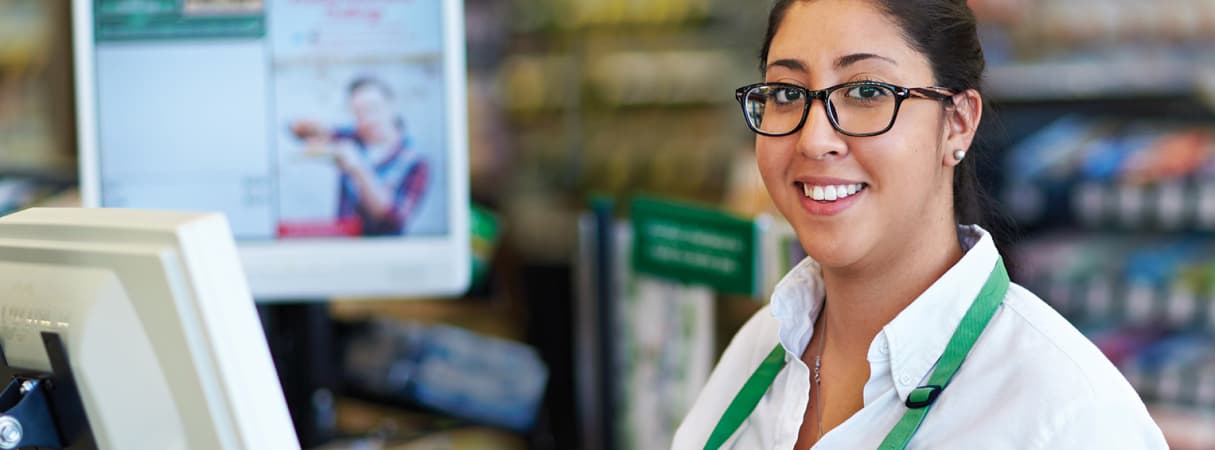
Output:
[796, 99, 848, 161]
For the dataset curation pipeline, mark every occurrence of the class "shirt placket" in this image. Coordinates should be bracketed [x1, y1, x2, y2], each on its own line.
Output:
[777, 355, 811, 450]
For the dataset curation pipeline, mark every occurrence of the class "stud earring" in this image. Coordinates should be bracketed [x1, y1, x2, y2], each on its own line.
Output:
[953, 149, 967, 161]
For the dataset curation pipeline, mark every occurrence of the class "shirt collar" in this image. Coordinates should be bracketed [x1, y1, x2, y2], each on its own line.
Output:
[768, 225, 1000, 400]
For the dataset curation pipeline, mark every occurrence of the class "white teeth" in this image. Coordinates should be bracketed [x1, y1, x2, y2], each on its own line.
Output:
[802, 183, 865, 202]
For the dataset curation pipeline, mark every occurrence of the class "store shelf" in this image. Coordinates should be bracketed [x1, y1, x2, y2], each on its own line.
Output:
[1032, 275, 1215, 329]
[987, 58, 1215, 107]
[1113, 332, 1215, 411]
[1000, 117, 1215, 230]
[1012, 232, 1215, 329]
[1006, 180, 1215, 232]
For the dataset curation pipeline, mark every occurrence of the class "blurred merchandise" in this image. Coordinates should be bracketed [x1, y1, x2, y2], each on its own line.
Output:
[723, 151, 777, 218]
[381, 428, 528, 450]
[756, 215, 807, 301]
[0, 0, 75, 177]
[508, 0, 716, 32]
[1003, 117, 1215, 230]
[573, 197, 819, 450]
[0, 177, 47, 213]
[1119, 332, 1215, 409]
[984, 2, 1215, 443]
[974, 0, 1215, 102]
[0, 176, 74, 215]
[470, 204, 503, 290]
[976, 0, 1215, 50]
[615, 276, 714, 450]
[575, 200, 718, 450]
[1082, 326, 1215, 421]
[318, 394, 530, 450]
[343, 319, 548, 433]
[1014, 234, 1215, 329]
[467, 74, 514, 199]
[481, 0, 766, 263]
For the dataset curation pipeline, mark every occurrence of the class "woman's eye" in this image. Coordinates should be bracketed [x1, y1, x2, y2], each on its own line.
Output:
[774, 88, 803, 104]
[847, 85, 887, 100]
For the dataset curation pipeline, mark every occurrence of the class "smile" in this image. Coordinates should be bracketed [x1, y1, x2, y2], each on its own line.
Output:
[800, 182, 868, 202]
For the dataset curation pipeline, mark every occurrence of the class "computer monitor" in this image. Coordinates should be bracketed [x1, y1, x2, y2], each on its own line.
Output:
[0, 207, 298, 449]
[72, 0, 471, 300]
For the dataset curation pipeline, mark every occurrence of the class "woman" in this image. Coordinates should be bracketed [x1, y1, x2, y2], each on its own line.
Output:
[673, 1, 1167, 449]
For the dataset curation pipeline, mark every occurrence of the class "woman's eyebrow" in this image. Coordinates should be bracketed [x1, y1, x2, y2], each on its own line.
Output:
[766, 54, 896, 74]
[766, 58, 808, 73]
[835, 53, 897, 69]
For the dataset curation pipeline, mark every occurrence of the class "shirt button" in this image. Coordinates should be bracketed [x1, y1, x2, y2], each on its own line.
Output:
[879, 344, 889, 355]
[898, 374, 914, 386]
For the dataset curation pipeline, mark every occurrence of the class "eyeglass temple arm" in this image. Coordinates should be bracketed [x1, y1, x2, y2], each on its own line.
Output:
[908, 86, 957, 100]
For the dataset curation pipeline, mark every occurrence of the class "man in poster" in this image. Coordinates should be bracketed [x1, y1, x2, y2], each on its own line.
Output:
[290, 76, 430, 236]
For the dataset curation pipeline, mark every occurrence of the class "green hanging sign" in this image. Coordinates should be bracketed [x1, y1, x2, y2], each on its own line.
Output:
[631, 197, 757, 295]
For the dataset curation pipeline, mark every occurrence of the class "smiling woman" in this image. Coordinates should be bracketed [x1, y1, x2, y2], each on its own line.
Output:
[671, 1, 1168, 449]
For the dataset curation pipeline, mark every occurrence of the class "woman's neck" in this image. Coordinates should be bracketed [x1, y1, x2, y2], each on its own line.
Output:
[818, 221, 965, 356]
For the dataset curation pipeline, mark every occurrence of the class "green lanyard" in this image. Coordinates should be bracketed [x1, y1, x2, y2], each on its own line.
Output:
[703, 258, 1010, 450]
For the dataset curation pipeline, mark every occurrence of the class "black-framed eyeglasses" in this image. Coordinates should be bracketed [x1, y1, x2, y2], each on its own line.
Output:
[733, 81, 956, 137]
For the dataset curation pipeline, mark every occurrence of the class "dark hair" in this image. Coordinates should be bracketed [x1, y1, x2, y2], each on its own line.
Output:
[759, 0, 1002, 234]
[347, 76, 406, 131]
[348, 76, 396, 100]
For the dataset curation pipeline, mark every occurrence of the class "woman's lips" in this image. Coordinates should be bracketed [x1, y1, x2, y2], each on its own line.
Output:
[795, 181, 867, 216]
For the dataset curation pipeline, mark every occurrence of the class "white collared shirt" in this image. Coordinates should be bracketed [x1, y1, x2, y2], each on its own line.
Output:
[672, 226, 1167, 450]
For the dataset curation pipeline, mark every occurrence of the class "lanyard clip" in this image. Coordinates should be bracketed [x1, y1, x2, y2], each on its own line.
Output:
[905, 385, 943, 409]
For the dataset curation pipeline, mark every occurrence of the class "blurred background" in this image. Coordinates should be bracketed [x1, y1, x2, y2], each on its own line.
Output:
[3, 0, 1215, 448]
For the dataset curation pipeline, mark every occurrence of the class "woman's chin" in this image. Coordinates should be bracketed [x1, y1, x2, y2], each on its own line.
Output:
[799, 233, 869, 270]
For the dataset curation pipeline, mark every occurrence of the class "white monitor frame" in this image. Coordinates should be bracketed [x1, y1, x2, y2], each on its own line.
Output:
[72, 0, 471, 301]
[0, 208, 299, 449]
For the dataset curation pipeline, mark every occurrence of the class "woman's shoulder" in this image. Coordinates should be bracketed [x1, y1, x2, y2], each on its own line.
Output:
[981, 283, 1136, 394]
[959, 283, 1166, 446]
[984, 284, 1160, 416]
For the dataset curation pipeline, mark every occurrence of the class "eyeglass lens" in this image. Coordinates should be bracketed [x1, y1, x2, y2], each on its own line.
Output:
[743, 84, 898, 136]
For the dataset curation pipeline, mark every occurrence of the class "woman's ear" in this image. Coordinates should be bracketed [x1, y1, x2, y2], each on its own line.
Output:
[943, 89, 983, 167]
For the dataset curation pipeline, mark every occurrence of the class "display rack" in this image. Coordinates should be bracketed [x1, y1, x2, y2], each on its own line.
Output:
[978, 1, 1215, 444]
[574, 196, 803, 450]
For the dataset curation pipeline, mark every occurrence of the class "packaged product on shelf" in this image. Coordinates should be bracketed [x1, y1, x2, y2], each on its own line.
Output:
[0, 177, 38, 214]
[1013, 234, 1215, 327]
[582, 207, 718, 450]
[343, 319, 549, 432]
[1121, 333, 1215, 408]
[0, 176, 71, 215]
[510, 0, 715, 31]
[1005, 117, 1215, 231]
[0, 1, 74, 176]
[616, 275, 714, 450]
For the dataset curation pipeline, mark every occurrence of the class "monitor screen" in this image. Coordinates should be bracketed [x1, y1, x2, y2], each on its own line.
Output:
[73, 0, 470, 299]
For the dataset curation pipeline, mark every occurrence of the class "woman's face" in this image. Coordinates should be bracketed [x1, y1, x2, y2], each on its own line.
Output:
[757, 0, 962, 270]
